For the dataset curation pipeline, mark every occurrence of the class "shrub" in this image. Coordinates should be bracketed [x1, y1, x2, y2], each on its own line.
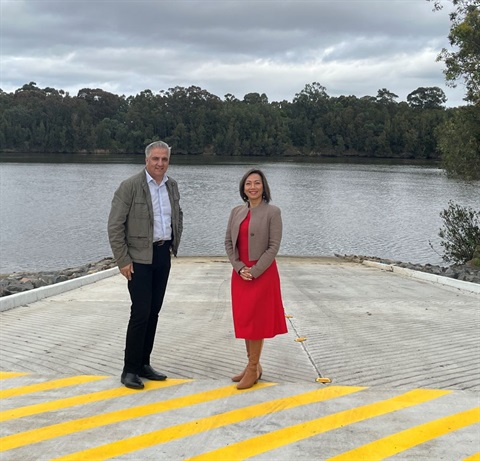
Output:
[437, 201, 480, 264]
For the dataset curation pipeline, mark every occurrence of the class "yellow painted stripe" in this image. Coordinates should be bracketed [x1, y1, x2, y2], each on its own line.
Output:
[52, 385, 365, 461]
[0, 375, 107, 399]
[328, 406, 480, 461]
[1, 382, 276, 452]
[0, 371, 29, 379]
[464, 452, 480, 461]
[0, 379, 190, 422]
[186, 388, 450, 461]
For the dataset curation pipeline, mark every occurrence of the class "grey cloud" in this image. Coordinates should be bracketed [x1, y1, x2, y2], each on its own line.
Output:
[6, 0, 449, 54]
[1, 0, 465, 106]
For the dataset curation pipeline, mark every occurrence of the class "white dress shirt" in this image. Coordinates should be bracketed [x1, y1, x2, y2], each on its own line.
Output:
[145, 170, 172, 241]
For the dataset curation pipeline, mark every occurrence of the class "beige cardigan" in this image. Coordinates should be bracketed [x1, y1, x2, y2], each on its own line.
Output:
[225, 200, 282, 279]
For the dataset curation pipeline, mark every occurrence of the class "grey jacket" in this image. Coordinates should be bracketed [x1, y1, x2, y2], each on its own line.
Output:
[225, 200, 282, 279]
[108, 170, 183, 269]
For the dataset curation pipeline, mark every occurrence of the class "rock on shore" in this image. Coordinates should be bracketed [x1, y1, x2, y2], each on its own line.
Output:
[1, 255, 479, 298]
[0, 258, 117, 297]
[336, 254, 480, 285]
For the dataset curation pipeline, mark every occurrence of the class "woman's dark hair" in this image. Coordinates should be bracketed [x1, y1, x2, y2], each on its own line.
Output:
[239, 168, 272, 203]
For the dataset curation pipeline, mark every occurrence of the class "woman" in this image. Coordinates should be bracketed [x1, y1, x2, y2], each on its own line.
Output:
[225, 169, 288, 390]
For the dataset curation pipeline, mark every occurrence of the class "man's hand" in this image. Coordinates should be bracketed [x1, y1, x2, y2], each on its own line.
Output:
[120, 263, 134, 281]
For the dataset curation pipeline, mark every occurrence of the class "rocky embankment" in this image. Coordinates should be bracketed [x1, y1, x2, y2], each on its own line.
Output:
[335, 254, 480, 285]
[1, 255, 479, 298]
[0, 258, 117, 297]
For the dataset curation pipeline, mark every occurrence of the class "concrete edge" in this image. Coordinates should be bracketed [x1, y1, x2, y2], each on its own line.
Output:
[362, 260, 480, 294]
[0, 267, 120, 312]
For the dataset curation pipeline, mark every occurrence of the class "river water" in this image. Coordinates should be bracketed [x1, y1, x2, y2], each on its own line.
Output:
[1, 154, 478, 273]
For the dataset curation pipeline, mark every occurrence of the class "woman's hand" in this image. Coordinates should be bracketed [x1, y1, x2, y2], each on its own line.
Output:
[239, 266, 253, 281]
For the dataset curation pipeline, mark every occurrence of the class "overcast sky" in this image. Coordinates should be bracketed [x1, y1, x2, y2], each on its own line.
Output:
[1, 0, 466, 107]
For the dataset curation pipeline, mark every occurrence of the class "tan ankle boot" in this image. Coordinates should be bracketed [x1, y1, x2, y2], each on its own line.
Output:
[232, 363, 263, 382]
[232, 340, 264, 382]
[237, 339, 263, 390]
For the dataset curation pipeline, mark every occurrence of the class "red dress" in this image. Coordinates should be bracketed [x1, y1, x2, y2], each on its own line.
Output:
[231, 212, 288, 339]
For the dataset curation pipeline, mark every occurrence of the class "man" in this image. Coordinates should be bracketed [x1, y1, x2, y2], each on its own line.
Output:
[108, 141, 183, 389]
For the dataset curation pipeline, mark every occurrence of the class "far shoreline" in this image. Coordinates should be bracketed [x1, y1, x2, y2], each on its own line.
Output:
[0, 151, 442, 167]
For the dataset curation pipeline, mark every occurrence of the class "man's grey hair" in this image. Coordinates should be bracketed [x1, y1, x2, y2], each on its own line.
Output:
[145, 141, 171, 158]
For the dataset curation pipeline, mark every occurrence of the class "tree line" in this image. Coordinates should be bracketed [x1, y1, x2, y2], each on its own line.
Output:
[1, 79, 479, 178]
[0, 82, 457, 159]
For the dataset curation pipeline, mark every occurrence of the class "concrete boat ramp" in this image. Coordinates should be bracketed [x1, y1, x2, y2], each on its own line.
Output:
[1, 256, 479, 460]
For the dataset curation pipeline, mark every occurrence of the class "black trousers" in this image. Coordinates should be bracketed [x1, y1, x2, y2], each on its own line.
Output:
[124, 243, 171, 374]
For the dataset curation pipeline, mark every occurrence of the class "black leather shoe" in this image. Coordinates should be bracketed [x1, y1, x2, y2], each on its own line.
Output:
[139, 364, 167, 381]
[121, 372, 144, 389]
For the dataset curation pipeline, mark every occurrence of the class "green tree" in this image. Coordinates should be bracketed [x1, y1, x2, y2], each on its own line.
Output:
[436, 106, 480, 178]
[243, 92, 269, 105]
[429, 0, 480, 179]
[429, 0, 480, 104]
[407, 87, 447, 109]
[288, 82, 331, 152]
[77, 88, 127, 124]
[376, 88, 399, 104]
